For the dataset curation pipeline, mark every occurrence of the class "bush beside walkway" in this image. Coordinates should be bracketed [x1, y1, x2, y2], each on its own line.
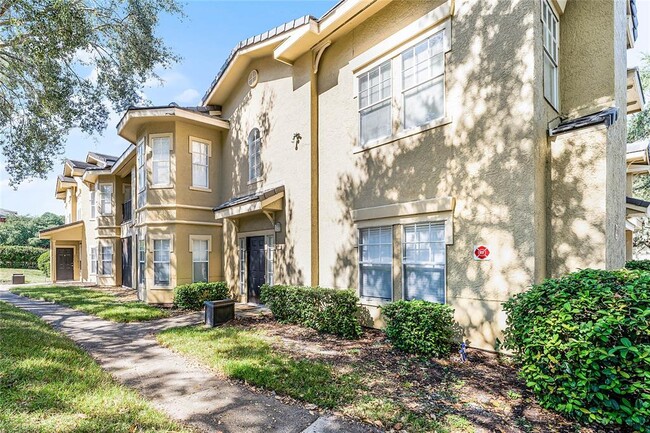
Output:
[0, 301, 191, 433]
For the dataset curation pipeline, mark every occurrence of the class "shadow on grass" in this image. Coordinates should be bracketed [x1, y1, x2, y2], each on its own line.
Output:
[0, 301, 189, 433]
[158, 326, 359, 409]
[10, 286, 168, 322]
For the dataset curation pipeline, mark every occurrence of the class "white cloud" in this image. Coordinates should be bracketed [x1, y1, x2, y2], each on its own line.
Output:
[174, 88, 200, 105]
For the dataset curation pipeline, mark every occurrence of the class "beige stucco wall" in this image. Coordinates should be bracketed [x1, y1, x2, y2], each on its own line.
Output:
[219, 52, 313, 293]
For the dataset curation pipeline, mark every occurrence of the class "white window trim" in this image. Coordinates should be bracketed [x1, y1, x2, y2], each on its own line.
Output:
[150, 133, 173, 188]
[237, 230, 275, 295]
[90, 189, 96, 219]
[357, 226, 394, 303]
[99, 243, 113, 277]
[401, 222, 447, 304]
[137, 237, 146, 286]
[353, 20, 452, 150]
[248, 128, 262, 183]
[189, 136, 211, 190]
[190, 235, 211, 283]
[98, 183, 113, 216]
[542, 0, 560, 111]
[90, 246, 98, 276]
[151, 235, 172, 287]
[136, 136, 147, 207]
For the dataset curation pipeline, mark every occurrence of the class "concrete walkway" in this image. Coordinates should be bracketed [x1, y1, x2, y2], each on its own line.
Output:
[0, 287, 377, 433]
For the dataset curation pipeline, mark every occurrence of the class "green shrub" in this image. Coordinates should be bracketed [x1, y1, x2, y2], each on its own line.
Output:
[0, 245, 47, 269]
[503, 269, 650, 432]
[381, 300, 455, 358]
[37, 251, 50, 277]
[173, 282, 230, 310]
[625, 259, 650, 272]
[260, 285, 363, 339]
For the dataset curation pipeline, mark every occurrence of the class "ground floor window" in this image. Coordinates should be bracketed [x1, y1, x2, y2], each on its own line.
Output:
[265, 234, 275, 286]
[358, 226, 393, 300]
[153, 239, 170, 286]
[90, 247, 98, 275]
[192, 238, 209, 283]
[100, 245, 112, 276]
[403, 222, 446, 303]
[138, 239, 145, 285]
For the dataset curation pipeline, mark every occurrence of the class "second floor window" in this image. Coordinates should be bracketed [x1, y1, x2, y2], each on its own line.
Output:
[137, 137, 146, 206]
[248, 128, 261, 182]
[99, 184, 113, 216]
[402, 32, 445, 130]
[191, 139, 209, 188]
[90, 190, 96, 218]
[542, 0, 559, 110]
[152, 135, 171, 186]
[358, 61, 392, 145]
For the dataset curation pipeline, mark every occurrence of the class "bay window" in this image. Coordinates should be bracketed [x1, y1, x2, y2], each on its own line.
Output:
[138, 239, 146, 286]
[191, 238, 209, 283]
[98, 184, 113, 216]
[137, 137, 146, 206]
[90, 190, 96, 218]
[191, 139, 209, 189]
[151, 135, 171, 186]
[153, 238, 170, 286]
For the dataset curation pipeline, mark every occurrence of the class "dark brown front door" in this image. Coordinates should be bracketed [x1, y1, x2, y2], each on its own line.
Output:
[122, 237, 132, 288]
[56, 248, 74, 281]
[247, 236, 265, 304]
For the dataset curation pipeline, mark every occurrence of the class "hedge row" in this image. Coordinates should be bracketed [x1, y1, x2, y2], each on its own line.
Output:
[503, 268, 649, 432]
[37, 251, 50, 277]
[625, 259, 650, 272]
[260, 284, 363, 339]
[0, 245, 47, 269]
[173, 282, 230, 310]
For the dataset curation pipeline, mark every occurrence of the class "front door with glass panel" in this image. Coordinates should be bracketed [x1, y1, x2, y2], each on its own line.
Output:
[246, 236, 265, 304]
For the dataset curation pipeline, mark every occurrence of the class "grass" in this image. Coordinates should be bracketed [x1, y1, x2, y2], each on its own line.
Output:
[0, 301, 191, 433]
[0, 267, 48, 284]
[157, 326, 358, 409]
[158, 325, 445, 432]
[10, 285, 169, 322]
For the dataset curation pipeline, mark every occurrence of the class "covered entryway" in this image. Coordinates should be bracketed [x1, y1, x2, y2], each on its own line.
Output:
[246, 236, 266, 304]
[121, 237, 133, 288]
[56, 248, 74, 281]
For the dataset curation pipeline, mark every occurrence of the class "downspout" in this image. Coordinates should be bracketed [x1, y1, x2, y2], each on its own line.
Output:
[310, 41, 331, 287]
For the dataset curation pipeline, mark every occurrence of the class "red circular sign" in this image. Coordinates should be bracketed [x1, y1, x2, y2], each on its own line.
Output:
[474, 246, 490, 260]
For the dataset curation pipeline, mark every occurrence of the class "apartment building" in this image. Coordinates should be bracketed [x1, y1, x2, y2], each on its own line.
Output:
[42, 0, 643, 350]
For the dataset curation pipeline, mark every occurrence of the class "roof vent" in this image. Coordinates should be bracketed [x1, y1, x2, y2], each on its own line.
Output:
[248, 70, 259, 88]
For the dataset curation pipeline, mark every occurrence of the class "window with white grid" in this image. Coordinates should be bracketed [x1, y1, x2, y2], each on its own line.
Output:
[358, 226, 393, 300]
[153, 239, 170, 286]
[542, 0, 559, 109]
[248, 129, 261, 182]
[191, 140, 209, 188]
[358, 61, 392, 145]
[152, 135, 171, 186]
[402, 222, 446, 303]
[192, 238, 209, 283]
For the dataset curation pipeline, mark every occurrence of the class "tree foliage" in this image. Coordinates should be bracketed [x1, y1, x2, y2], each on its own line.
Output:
[0, 212, 64, 248]
[0, 0, 181, 185]
[628, 54, 650, 144]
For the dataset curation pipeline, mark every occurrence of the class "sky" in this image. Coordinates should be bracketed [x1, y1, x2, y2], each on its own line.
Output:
[1, 0, 649, 216]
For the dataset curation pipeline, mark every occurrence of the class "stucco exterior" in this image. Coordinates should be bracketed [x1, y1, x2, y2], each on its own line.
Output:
[43, 0, 631, 351]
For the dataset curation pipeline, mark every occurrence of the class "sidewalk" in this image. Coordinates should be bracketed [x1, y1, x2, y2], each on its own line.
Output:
[0, 287, 377, 433]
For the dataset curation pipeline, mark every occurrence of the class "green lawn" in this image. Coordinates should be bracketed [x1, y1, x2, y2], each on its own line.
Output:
[0, 267, 48, 284]
[157, 326, 443, 432]
[0, 301, 191, 433]
[10, 285, 169, 322]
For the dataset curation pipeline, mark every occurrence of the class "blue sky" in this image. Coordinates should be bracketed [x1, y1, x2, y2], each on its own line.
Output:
[1, 0, 649, 216]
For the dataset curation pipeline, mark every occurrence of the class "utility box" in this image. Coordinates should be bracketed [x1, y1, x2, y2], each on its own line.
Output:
[204, 299, 235, 327]
[12, 274, 25, 284]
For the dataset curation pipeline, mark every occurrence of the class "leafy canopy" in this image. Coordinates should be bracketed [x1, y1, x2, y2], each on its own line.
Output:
[628, 54, 650, 145]
[0, 212, 64, 247]
[0, 0, 181, 185]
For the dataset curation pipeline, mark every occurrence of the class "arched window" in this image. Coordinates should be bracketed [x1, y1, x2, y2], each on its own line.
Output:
[248, 128, 261, 181]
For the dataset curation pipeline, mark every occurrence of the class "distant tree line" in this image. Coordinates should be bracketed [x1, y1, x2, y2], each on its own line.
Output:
[0, 213, 64, 249]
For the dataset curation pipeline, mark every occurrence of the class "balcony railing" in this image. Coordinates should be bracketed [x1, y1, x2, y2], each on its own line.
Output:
[122, 200, 132, 223]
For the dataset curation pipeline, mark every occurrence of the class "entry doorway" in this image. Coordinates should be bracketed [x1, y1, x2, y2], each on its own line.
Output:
[56, 248, 74, 281]
[246, 236, 266, 304]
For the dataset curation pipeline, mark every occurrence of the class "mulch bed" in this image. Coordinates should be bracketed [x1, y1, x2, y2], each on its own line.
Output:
[227, 315, 613, 433]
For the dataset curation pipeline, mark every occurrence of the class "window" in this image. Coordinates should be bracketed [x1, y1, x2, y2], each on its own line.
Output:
[138, 239, 146, 285]
[358, 61, 392, 145]
[402, 31, 445, 129]
[265, 234, 275, 286]
[100, 244, 113, 276]
[152, 135, 171, 186]
[99, 184, 113, 216]
[90, 247, 98, 275]
[153, 238, 170, 286]
[90, 190, 96, 218]
[248, 128, 261, 181]
[137, 137, 146, 207]
[239, 238, 246, 294]
[192, 238, 209, 283]
[358, 226, 392, 300]
[542, 0, 559, 109]
[403, 223, 446, 303]
[191, 139, 209, 188]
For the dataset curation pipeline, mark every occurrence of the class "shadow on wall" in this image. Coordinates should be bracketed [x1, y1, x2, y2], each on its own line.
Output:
[327, 0, 605, 348]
